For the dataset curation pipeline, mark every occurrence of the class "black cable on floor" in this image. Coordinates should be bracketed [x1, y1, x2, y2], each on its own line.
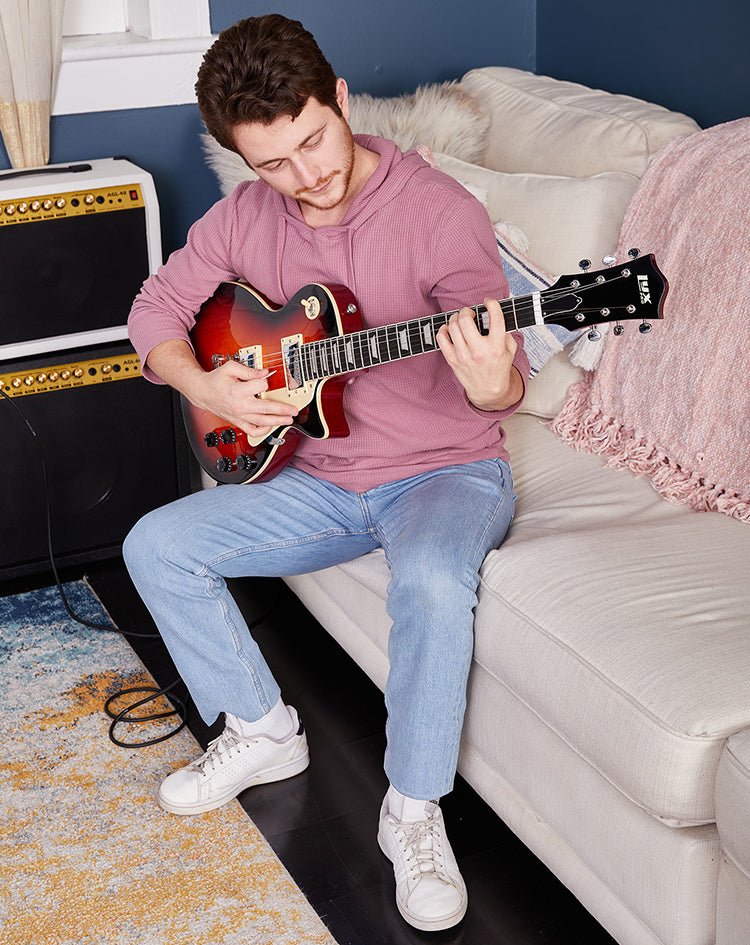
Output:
[2, 385, 280, 748]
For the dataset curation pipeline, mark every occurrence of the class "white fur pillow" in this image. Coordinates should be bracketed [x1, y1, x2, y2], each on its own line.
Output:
[348, 82, 489, 162]
[201, 81, 490, 197]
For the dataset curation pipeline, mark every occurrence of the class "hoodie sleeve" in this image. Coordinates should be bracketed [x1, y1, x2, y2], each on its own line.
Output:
[429, 187, 529, 418]
[127, 186, 246, 383]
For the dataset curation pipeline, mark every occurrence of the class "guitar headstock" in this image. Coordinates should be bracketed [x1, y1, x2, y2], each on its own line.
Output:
[541, 251, 668, 335]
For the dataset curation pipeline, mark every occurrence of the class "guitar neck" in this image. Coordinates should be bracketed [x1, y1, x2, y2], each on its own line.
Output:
[299, 293, 540, 381]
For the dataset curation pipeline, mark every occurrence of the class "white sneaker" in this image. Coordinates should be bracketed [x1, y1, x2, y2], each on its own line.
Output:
[377, 795, 468, 932]
[158, 707, 309, 815]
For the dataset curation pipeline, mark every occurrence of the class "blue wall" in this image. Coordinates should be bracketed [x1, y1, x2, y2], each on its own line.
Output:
[536, 0, 750, 129]
[2, 1, 746, 256]
[0, 0, 533, 257]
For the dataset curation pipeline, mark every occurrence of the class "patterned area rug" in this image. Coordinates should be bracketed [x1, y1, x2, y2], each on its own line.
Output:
[0, 580, 335, 945]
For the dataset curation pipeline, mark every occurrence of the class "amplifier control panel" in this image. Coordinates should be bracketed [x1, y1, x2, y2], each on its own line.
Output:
[0, 182, 145, 226]
[1, 352, 142, 397]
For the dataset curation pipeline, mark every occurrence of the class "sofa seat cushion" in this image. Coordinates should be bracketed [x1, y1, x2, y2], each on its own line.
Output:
[299, 414, 750, 828]
[716, 730, 750, 878]
[460, 66, 700, 178]
[475, 415, 750, 825]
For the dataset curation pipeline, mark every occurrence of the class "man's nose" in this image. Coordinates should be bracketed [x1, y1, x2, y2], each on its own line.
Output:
[294, 158, 322, 191]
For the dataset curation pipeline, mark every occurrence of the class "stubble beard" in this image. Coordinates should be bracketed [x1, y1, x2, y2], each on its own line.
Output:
[296, 123, 356, 212]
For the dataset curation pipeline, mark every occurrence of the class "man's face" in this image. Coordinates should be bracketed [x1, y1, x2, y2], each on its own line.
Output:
[234, 78, 356, 214]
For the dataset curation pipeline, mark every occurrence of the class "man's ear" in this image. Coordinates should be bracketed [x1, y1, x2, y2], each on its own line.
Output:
[336, 77, 350, 119]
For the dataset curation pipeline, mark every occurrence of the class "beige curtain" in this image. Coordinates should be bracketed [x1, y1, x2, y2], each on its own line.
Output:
[0, 0, 65, 168]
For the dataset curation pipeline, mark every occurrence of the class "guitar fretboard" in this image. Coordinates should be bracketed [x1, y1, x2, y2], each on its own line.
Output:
[297, 296, 541, 382]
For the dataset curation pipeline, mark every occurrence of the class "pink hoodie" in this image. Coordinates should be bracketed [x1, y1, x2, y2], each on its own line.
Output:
[128, 136, 528, 491]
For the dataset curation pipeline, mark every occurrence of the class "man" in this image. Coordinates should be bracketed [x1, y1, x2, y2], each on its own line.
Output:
[124, 14, 528, 933]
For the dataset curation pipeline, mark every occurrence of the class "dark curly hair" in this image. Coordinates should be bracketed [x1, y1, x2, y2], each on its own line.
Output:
[195, 14, 341, 153]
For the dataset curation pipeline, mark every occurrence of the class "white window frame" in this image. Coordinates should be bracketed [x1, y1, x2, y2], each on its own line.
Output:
[53, 0, 215, 115]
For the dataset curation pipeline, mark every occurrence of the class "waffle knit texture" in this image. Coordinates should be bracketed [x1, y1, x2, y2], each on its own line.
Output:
[128, 135, 528, 492]
[551, 118, 750, 522]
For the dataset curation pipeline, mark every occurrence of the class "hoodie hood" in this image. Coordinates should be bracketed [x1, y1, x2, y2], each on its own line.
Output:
[270, 136, 430, 299]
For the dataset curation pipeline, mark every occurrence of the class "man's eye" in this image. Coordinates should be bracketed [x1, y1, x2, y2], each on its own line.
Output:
[305, 134, 323, 150]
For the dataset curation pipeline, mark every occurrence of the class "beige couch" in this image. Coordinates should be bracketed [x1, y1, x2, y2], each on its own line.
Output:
[203, 68, 749, 945]
[281, 71, 750, 945]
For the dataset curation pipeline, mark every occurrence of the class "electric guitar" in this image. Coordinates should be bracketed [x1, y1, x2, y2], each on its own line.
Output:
[183, 251, 667, 485]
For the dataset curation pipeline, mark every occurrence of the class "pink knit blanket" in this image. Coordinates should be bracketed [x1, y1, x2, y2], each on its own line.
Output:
[552, 118, 750, 522]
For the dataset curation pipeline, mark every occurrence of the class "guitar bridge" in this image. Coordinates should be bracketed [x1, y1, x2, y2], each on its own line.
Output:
[237, 345, 262, 369]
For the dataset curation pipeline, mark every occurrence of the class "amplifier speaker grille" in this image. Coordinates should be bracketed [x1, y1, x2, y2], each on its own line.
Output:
[1, 343, 190, 580]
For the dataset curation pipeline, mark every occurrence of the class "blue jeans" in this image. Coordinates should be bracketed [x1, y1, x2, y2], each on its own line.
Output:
[123, 459, 515, 799]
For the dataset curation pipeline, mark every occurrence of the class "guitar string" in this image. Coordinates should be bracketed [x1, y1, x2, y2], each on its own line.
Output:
[211, 270, 647, 374]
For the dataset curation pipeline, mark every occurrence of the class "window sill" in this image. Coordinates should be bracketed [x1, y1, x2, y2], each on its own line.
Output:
[52, 34, 216, 115]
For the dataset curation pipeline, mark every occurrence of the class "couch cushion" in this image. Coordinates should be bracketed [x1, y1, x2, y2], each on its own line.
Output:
[715, 730, 750, 877]
[433, 151, 638, 277]
[475, 415, 750, 824]
[461, 66, 700, 178]
[290, 415, 750, 827]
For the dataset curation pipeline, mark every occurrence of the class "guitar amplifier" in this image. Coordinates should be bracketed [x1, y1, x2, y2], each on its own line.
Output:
[0, 157, 161, 362]
[0, 343, 191, 580]
[0, 158, 189, 580]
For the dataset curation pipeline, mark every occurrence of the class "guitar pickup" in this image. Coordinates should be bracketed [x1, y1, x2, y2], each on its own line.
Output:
[281, 334, 304, 390]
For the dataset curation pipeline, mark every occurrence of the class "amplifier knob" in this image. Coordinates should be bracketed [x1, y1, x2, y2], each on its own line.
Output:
[23, 375, 34, 386]
[55, 197, 66, 209]
[60, 369, 71, 380]
[84, 194, 95, 205]
[30, 200, 41, 212]
[42, 199, 53, 210]
[72, 368, 83, 378]
[216, 456, 234, 473]
[101, 363, 112, 373]
[17, 202, 28, 214]
[221, 428, 237, 444]
[36, 373, 47, 383]
[204, 431, 220, 447]
[4, 204, 15, 215]
[48, 371, 59, 381]
[11, 377, 22, 388]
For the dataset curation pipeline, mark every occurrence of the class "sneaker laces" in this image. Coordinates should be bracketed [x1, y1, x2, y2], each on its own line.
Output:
[394, 812, 449, 883]
[191, 726, 250, 775]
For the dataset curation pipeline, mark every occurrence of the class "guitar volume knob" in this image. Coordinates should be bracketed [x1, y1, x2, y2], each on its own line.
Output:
[204, 431, 220, 447]
[221, 428, 237, 444]
[216, 456, 234, 473]
[237, 453, 258, 471]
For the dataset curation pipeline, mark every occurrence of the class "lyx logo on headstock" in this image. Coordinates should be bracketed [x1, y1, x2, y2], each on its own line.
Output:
[637, 275, 651, 304]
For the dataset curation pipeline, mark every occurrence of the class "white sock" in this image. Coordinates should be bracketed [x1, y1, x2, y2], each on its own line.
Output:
[386, 784, 439, 822]
[225, 699, 295, 740]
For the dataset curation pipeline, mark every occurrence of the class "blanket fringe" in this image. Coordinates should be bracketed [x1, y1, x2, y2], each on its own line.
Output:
[550, 382, 750, 523]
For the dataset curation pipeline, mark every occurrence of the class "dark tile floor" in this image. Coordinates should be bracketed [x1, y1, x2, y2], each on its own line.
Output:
[7, 558, 618, 945]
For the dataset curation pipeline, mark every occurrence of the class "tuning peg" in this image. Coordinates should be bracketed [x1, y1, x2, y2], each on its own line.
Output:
[578, 259, 591, 271]
[638, 322, 652, 334]
[613, 323, 624, 336]
[587, 328, 602, 341]
[602, 254, 616, 268]
[627, 248, 640, 259]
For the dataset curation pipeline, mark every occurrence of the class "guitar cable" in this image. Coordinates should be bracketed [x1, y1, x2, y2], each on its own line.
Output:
[1, 386, 277, 748]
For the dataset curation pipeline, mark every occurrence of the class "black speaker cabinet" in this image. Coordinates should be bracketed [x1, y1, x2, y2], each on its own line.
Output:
[0, 344, 191, 579]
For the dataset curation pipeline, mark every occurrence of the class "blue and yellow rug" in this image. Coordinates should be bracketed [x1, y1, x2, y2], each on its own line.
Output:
[0, 580, 335, 945]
